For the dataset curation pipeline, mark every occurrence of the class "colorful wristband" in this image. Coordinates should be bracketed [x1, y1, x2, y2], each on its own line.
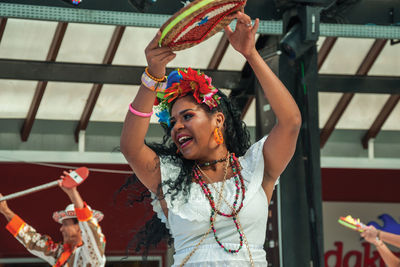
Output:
[6, 215, 25, 237]
[141, 71, 167, 92]
[75, 202, 93, 222]
[129, 104, 153, 118]
[145, 67, 167, 82]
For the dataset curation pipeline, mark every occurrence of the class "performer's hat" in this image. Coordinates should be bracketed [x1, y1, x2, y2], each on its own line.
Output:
[52, 204, 104, 223]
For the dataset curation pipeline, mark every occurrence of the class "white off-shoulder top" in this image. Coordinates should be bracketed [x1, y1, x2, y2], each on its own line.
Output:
[151, 136, 274, 266]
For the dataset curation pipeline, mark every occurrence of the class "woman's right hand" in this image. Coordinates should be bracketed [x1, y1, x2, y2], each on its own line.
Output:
[224, 11, 259, 59]
[145, 31, 176, 79]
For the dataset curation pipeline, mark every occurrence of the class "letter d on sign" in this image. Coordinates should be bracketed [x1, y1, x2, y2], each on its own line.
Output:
[325, 242, 343, 267]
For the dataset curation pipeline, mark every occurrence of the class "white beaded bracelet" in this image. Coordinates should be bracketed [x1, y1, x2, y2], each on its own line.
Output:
[141, 71, 167, 92]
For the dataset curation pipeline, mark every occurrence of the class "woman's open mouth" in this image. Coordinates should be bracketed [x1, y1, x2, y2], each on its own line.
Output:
[178, 135, 193, 149]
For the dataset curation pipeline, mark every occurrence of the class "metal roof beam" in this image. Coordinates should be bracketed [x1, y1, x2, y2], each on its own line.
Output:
[1, 0, 399, 25]
[319, 39, 388, 148]
[1, 3, 400, 39]
[20, 22, 68, 141]
[318, 74, 400, 94]
[0, 59, 243, 90]
[2, 58, 400, 94]
[2, 59, 399, 94]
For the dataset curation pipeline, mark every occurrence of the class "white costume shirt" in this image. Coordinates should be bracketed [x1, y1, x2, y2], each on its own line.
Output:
[152, 136, 274, 266]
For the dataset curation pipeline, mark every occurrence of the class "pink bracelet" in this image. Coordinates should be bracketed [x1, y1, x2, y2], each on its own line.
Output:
[129, 104, 153, 118]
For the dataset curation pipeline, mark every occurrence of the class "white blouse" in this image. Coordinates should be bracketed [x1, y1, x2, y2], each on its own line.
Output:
[151, 136, 273, 266]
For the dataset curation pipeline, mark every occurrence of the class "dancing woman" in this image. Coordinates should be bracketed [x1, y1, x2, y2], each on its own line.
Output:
[121, 11, 301, 266]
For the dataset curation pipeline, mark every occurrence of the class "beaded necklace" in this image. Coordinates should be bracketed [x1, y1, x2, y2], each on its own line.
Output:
[204, 178, 255, 267]
[179, 152, 230, 267]
[196, 154, 245, 217]
[193, 153, 246, 254]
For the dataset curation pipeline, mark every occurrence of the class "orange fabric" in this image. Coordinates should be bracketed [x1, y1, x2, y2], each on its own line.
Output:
[6, 215, 25, 237]
[53, 244, 72, 267]
[75, 202, 92, 222]
[52, 242, 83, 267]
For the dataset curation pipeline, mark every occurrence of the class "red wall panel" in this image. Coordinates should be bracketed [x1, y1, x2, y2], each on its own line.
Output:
[322, 168, 400, 203]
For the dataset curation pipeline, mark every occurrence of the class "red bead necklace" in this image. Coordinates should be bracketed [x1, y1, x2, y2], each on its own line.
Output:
[193, 153, 246, 254]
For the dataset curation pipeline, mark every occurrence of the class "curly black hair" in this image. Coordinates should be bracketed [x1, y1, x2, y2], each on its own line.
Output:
[121, 90, 251, 255]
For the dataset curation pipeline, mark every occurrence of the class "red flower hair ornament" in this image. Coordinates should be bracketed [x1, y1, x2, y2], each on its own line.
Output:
[154, 68, 221, 126]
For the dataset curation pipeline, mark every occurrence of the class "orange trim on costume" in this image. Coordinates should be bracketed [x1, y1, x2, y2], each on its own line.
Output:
[6, 215, 25, 237]
[53, 244, 72, 267]
[75, 202, 92, 222]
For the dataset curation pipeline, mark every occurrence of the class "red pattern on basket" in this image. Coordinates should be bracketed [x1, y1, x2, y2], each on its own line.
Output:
[169, 2, 243, 47]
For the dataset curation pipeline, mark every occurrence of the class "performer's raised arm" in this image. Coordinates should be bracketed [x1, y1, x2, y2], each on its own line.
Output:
[225, 11, 301, 203]
[57, 170, 106, 266]
[1, 192, 63, 265]
[120, 31, 176, 194]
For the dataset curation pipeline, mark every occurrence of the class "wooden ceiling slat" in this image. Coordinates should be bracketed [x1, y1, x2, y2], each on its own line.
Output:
[21, 22, 68, 141]
[207, 33, 229, 70]
[74, 26, 125, 142]
[355, 39, 387, 75]
[362, 94, 400, 148]
[74, 83, 103, 140]
[46, 22, 68, 61]
[240, 96, 254, 120]
[317, 37, 337, 71]
[0, 17, 7, 43]
[319, 39, 388, 148]
[319, 93, 354, 147]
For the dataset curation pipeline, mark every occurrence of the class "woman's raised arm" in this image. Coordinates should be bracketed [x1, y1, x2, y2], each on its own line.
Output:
[120, 31, 176, 193]
[225, 11, 301, 203]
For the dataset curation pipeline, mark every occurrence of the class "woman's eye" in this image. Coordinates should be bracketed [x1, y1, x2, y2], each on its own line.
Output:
[183, 114, 193, 120]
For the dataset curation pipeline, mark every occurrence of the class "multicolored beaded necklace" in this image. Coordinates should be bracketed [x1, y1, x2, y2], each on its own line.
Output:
[193, 153, 246, 254]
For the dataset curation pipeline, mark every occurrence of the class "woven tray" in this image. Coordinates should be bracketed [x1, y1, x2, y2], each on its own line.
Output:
[338, 215, 366, 232]
[159, 0, 246, 51]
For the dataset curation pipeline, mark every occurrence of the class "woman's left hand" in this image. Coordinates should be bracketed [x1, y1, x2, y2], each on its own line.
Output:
[224, 11, 259, 59]
[361, 225, 380, 245]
